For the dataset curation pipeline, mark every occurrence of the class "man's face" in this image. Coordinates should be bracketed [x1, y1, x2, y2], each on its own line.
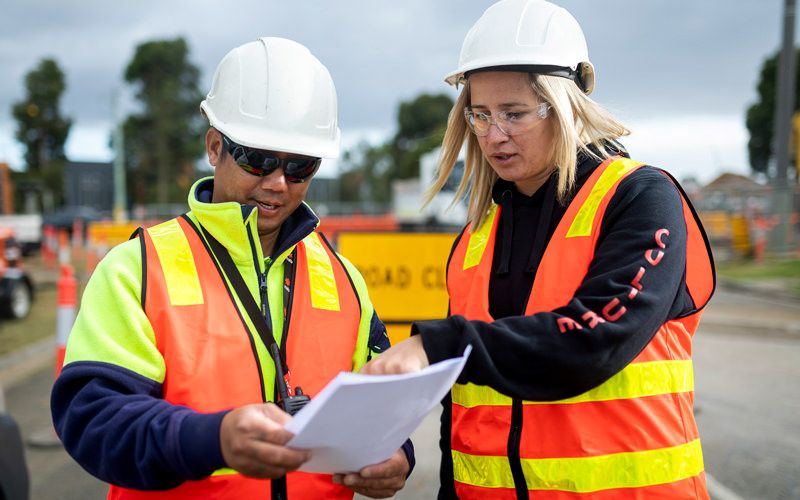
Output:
[206, 129, 312, 240]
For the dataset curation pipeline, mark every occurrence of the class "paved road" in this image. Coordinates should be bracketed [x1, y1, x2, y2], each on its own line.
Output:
[3, 287, 799, 499]
[694, 330, 800, 499]
[5, 368, 107, 499]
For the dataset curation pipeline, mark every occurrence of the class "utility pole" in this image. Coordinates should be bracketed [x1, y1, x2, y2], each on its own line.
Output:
[112, 89, 127, 223]
[769, 0, 797, 253]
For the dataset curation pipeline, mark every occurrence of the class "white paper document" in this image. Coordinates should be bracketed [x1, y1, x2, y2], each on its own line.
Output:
[285, 346, 472, 473]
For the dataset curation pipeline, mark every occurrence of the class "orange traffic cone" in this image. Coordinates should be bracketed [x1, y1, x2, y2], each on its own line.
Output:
[42, 225, 56, 269]
[71, 218, 84, 250]
[57, 229, 71, 266]
[85, 235, 108, 276]
[54, 264, 77, 378]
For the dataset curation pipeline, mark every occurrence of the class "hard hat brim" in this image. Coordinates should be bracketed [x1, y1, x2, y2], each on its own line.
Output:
[201, 101, 341, 159]
[445, 62, 594, 94]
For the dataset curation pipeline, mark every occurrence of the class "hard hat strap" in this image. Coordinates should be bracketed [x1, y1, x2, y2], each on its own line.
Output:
[464, 64, 586, 92]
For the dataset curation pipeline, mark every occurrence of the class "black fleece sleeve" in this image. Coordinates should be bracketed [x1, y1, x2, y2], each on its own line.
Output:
[415, 168, 694, 401]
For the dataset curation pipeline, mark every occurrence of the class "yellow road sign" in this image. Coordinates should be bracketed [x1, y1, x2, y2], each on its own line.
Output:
[337, 231, 456, 324]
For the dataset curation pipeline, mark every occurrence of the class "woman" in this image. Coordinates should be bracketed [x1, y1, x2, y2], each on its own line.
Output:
[361, 0, 715, 498]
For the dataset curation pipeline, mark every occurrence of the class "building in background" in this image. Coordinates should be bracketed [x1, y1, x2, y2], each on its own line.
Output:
[694, 173, 770, 260]
[64, 161, 114, 214]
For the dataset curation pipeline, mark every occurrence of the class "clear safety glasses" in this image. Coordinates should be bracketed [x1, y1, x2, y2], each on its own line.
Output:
[222, 135, 321, 183]
[464, 102, 551, 137]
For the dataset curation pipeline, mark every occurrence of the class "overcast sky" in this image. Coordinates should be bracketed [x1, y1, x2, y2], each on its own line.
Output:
[0, 0, 788, 183]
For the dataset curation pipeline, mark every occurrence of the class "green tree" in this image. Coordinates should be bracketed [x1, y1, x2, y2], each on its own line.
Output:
[340, 93, 453, 202]
[393, 93, 453, 180]
[339, 141, 395, 202]
[11, 58, 72, 208]
[123, 37, 205, 205]
[745, 49, 800, 176]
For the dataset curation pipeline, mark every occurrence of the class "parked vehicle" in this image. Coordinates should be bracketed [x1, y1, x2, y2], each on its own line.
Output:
[0, 227, 34, 320]
[0, 215, 41, 256]
[392, 147, 467, 228]
[42, 206, 106, 242]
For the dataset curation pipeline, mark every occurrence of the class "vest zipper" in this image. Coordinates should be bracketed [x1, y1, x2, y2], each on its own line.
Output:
[508, 398, 528, 499]
[259, 264, 271, 326]
[269, 254, 288, 499]
[245, 228, 287, 500]
[259, 259, 289, 500]
[270, 251, 298, 500]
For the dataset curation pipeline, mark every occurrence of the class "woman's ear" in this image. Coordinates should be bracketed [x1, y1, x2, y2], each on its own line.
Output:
[205, 128, 223, 168]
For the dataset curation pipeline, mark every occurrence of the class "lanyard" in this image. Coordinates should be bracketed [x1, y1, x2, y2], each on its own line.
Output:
[198, 222, 297, 398]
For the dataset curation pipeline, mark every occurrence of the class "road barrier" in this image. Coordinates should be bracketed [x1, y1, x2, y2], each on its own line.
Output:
[336, 231, 454, 346]
[84, 220, 164, 276]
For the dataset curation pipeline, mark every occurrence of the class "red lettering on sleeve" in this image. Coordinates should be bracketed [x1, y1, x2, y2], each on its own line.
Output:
[557, 317, 583, 333]
[602, 298, 627, 322]
[645, 249, 664, 266]
[628, 266, 645, 299]
[655, 228, 670, 249]
[581, 310, 606, 329]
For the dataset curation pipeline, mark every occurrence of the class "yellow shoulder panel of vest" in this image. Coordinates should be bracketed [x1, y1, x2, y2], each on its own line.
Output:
[211, 468, 238, 477]
[452, 359, 693, 408]
[463, 203, 498, 270]
[452, 438, 704, 492]
[146, 219, 204, 306]
[304, 232, 340, 311]
[566, 157, 641, 238]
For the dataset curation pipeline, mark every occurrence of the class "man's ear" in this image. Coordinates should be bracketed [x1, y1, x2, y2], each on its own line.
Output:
[205, 128, 223, 168]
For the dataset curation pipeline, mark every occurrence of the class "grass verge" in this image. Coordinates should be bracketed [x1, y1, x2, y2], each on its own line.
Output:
[716, 257, 800, 296]
[0, 287, 58, 357]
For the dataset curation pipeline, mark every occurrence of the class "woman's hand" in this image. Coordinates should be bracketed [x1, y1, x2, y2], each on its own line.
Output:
[332, 448, 409, 498]
[360, 335, 429, 375]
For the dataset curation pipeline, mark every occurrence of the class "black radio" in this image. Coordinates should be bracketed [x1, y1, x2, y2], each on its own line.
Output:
[270, 345, 311, 416]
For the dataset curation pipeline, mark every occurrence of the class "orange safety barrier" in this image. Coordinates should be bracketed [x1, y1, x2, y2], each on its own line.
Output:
[318, 214, 399, 243]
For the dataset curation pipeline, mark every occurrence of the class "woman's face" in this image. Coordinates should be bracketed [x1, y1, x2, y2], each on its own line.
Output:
[468, 71, 555, 196]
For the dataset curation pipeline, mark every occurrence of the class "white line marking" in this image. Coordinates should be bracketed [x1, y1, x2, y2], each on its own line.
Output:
[707, 473, 745, 500]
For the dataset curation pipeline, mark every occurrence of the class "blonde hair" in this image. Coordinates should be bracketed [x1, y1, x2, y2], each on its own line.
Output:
[424, 74, 630, 229]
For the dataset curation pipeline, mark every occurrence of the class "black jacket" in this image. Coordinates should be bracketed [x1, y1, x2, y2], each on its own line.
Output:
[413, 148, 699, 497]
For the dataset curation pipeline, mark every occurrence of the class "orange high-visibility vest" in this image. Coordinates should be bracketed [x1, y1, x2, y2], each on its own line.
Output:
[109, 216, 361, 500]
[447, 157, 714, 499]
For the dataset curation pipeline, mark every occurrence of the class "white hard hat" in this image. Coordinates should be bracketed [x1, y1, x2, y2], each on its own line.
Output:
[200, 37, 341, 158]
[445, 0, 595, 94]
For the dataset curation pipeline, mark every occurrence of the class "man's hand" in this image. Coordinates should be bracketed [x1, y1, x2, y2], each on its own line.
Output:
[333, 449, 409, 498]
[220, 403, 310, 478]
[360, 335, 429, 375]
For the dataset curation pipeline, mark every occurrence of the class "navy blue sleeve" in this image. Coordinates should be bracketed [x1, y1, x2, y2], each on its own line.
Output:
[51, 361, 228, 490]
[400, 439, 416, 478]
[367, 310, 391, 354]
[416, 168, 693, 401]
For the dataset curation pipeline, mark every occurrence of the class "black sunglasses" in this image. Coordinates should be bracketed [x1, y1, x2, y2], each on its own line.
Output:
[222, 135, 321, 183]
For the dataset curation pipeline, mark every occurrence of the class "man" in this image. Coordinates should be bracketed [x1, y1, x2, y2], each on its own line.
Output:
[51, 37, 412, 500]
